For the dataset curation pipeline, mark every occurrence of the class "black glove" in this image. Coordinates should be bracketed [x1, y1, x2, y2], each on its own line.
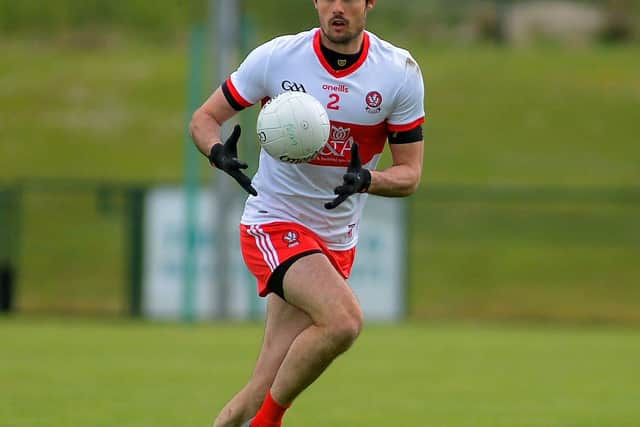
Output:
[208, 125, 257, 196]
[325, 143, 371, 210]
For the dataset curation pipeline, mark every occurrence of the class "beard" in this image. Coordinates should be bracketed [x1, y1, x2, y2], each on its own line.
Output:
[322, 23, 364, 45]
[321, 12, 367, 46]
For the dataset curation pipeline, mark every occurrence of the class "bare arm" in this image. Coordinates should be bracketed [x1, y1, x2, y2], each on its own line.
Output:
[368, 141, 424, 197]
[325, 140, 424, 209]
[190, 86, 257, 196]
[189, 86, 239, 157]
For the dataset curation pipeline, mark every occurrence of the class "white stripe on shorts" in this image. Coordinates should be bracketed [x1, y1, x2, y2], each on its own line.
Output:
[247, 225, 280, 271]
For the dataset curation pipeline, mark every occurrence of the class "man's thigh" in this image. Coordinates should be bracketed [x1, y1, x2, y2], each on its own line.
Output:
[282, 253, 361, 327]
[251, 294, 313, 384]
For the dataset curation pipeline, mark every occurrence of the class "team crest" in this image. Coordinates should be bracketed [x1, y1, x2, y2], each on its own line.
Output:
[283, 231, 300, 248]
[337, 59, 347, 67]
[365, 91, 382, 114]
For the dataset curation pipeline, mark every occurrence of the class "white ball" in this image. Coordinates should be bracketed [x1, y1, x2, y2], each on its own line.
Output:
[256, 91, 330, 163]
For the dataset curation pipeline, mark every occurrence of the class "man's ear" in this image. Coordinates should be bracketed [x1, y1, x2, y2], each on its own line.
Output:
[366, 0, 376, 12]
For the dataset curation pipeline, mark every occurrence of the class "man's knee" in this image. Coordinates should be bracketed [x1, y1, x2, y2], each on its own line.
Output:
[326, 302, 364, 354]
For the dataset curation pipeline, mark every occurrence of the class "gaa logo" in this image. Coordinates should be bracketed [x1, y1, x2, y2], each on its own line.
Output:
[365, 91, 382, 113]
[281, 80, 307, 93]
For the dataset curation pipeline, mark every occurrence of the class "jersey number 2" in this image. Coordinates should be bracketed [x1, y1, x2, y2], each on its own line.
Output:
[327, 94, 340, 110]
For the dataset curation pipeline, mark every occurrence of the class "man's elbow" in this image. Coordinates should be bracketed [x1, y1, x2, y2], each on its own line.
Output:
[189, 109, 204, 140]
[402, 183, 419, 197]
[403, 172, 422, 196]
[393, 180, 420, 197]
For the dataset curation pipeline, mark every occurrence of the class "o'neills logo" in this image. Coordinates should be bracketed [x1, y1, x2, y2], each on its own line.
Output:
[322, 84, 349, 93]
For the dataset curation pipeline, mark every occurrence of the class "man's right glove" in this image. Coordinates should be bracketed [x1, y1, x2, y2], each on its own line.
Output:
[208, 125, 258, 196]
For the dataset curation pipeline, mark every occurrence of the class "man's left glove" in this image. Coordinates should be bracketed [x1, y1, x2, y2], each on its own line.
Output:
[325, 143, 371, 210]
[208, 125, 258, 196]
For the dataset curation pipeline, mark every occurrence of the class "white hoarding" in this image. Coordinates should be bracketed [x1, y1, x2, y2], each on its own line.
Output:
[143, 188, 406, 321]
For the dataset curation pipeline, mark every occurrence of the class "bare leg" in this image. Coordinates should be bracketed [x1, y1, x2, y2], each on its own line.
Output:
[213, 295, 312, 427]
[270, 253, 364, 405]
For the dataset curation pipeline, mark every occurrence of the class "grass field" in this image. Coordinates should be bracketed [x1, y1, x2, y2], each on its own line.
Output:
[2, 41, 639, 185]
[1, 39, 639, 320]
[2, 9, 640, 427]
[1, 317, 639, 427]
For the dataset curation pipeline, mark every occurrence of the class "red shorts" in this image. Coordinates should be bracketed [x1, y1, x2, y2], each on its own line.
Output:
[240, 222, 356, 297]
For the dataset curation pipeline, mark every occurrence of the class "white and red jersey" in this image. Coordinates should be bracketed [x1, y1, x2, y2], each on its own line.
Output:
[226, 28, 425, 250]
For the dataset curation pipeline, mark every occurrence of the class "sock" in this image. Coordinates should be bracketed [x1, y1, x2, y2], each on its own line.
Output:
[251, 390, 289, 427]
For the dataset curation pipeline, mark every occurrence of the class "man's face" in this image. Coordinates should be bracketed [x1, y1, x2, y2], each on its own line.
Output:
[314, 0, 374, 46]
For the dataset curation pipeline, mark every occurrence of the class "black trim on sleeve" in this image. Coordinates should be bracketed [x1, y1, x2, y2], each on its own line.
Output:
[388, 125, 423, 144]
[267, 250, 322, 300]
[221, 80, 246, 112]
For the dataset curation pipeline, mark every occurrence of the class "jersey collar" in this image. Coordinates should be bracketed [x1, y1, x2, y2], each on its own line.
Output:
[313, 29, 370, 79]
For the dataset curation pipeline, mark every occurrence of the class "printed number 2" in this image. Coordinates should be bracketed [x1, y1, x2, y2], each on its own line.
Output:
[327, 93, 340, 110]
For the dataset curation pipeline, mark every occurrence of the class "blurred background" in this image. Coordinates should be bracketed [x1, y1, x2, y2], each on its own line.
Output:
[1, 1, 639, 426]
[1, 0, 638, 321]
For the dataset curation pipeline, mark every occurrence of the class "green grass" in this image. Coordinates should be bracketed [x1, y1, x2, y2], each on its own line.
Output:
[15, 190, 128, 313]
[418, 45, 640, 186]
[2, 42, 638, 185]
[1, 39, 639, 320]
[0, 40, 190, 182]
[410, 195, 640, 322]
[1, 318, 639, 427]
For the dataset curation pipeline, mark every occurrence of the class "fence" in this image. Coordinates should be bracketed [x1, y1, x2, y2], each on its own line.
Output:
[1, 179, 639, 322]
[0, 179, 145, 316]
[409, 185, 640, 322]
